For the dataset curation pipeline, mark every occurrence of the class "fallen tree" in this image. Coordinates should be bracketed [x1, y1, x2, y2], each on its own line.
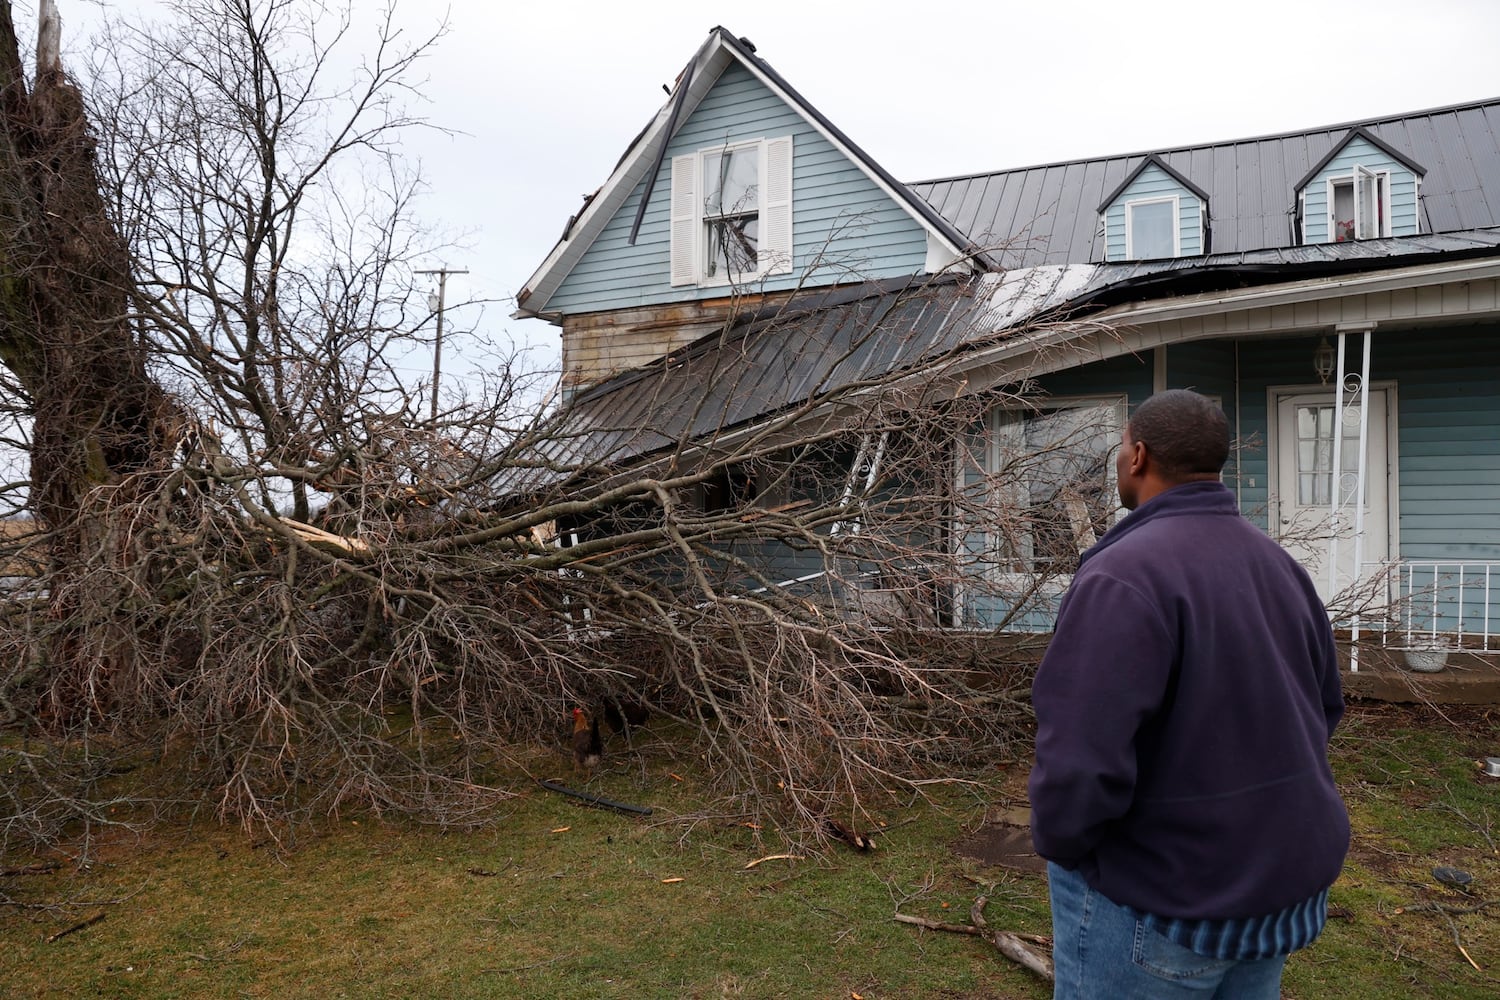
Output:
[0, 1, 1081, 851]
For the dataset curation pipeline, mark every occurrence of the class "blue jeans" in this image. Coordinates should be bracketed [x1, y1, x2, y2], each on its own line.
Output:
[1047, 863, 1288, 999]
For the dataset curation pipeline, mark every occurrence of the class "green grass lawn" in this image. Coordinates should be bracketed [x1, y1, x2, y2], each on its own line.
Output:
[3, 701, 1498, 999]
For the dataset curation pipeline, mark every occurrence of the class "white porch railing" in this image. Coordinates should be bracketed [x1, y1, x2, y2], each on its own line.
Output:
[1366, 560, 1500, 653]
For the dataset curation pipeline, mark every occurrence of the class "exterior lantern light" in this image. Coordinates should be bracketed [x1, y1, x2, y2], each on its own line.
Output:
[1313, 336, 1336, 384]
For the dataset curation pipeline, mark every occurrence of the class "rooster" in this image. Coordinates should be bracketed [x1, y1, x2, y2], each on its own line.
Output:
[571, 706, 603, 774]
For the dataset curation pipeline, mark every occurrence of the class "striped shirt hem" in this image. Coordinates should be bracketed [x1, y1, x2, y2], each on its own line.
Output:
[1137, 888, 1331, 960]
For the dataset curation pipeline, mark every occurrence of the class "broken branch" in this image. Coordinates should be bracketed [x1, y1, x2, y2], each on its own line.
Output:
[895, 895, 1054, 982]
[46, 911, 105, 943]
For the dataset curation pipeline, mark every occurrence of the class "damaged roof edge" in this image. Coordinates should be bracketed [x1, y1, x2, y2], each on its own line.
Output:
[516, 28, 994, 321]
[710, 30, 992, 270]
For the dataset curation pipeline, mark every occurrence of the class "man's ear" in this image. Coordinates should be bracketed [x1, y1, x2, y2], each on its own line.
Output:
[1126, 439, 1148, 478]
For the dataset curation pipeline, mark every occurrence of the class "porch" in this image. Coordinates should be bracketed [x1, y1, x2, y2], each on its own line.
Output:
[1338, 640, 1500, 705]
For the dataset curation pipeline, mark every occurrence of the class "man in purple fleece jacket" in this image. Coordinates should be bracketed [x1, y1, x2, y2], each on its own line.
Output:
[1029, 389, 1348, 999]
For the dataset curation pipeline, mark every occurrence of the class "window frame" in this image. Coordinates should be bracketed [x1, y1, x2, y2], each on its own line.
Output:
[1326, 167, 1392, 242]
[1124, 195, 1181, 260]
[698, 138, 766, 287]
[670, 136, 793, 289]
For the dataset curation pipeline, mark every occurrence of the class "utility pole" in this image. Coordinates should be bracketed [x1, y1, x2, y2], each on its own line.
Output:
[416, 266, 468, 422]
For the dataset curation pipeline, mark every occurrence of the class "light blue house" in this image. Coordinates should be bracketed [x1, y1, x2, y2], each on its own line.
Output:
[517, 27, 1500, 658]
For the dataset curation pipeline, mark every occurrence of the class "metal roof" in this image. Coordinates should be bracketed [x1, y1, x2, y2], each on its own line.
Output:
[539, 267, 1096, 473]
[533, 225, 1500, 477]
[910, 98, 1500, 269]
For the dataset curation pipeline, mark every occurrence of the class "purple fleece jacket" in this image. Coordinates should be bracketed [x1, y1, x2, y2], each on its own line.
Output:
[1028, 480, 1349, 920]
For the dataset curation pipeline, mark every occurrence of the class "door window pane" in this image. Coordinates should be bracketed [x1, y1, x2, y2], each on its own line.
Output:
[1294, 403, 1363, 505]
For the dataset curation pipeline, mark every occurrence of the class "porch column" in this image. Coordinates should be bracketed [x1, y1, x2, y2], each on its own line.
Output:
[1329, 322, 1377, 671]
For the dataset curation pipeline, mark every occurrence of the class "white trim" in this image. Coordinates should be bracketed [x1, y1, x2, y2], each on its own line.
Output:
[1124, 195, 1181, 259]
[926, 231, 963, 274]
[1091, 257, 1500, 328]
[1325, 167, 1392, 243]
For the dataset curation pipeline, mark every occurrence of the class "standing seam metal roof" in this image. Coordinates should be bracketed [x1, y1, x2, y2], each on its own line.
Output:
[909, 97, 1500, 269]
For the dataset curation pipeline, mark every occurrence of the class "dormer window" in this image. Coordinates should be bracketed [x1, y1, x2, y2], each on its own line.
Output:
[671, 136, 793, 287]
[1328, 166, 1389, 242]
[1097, 154, 1208, 262]
[1294, 126, 1423, 245]
[1126, 196, 1180, 259]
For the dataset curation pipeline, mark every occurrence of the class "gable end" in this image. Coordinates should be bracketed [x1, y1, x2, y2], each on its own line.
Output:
[1294, 125, 1427, 193]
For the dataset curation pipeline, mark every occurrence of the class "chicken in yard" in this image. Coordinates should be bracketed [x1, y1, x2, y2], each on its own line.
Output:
[601, 697, 650, 735]
[571, 706, 603, 774]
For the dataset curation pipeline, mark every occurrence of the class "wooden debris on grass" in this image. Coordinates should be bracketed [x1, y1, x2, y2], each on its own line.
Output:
[823, 817, 874, 852]
[45, 912, 105, 943]
[894, 892, 1053, 982]
[1393, 898, 1500, 972]
[744, 853, 803, 869]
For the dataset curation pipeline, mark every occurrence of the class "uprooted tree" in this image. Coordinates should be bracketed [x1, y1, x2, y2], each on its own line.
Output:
[0, 0, 1111, 853]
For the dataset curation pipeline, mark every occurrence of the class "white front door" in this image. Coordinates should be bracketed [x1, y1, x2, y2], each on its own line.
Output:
[1274, 387, 1393, 604]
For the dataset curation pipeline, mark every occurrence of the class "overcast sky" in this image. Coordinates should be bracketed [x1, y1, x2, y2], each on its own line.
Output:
[64, 0, 1500, 381]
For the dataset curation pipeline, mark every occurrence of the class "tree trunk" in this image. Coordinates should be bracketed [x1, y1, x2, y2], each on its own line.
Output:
[0, 0, 170, 557]
[0, 2, 176, 717]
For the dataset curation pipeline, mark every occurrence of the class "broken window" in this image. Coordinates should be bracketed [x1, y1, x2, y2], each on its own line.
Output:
[985, 398, 1125, 574]
[702, 144, 759, 279]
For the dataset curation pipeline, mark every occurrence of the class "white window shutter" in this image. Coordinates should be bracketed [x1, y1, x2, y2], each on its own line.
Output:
[669, 153, 698, 286]
[762, 137, 793, 275]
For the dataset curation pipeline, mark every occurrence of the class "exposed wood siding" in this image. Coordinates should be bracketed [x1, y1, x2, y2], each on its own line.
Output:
[1299, 135, 1420, 244]
[1102, 163, 1204, 261]
[547, 63, 930, 315]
